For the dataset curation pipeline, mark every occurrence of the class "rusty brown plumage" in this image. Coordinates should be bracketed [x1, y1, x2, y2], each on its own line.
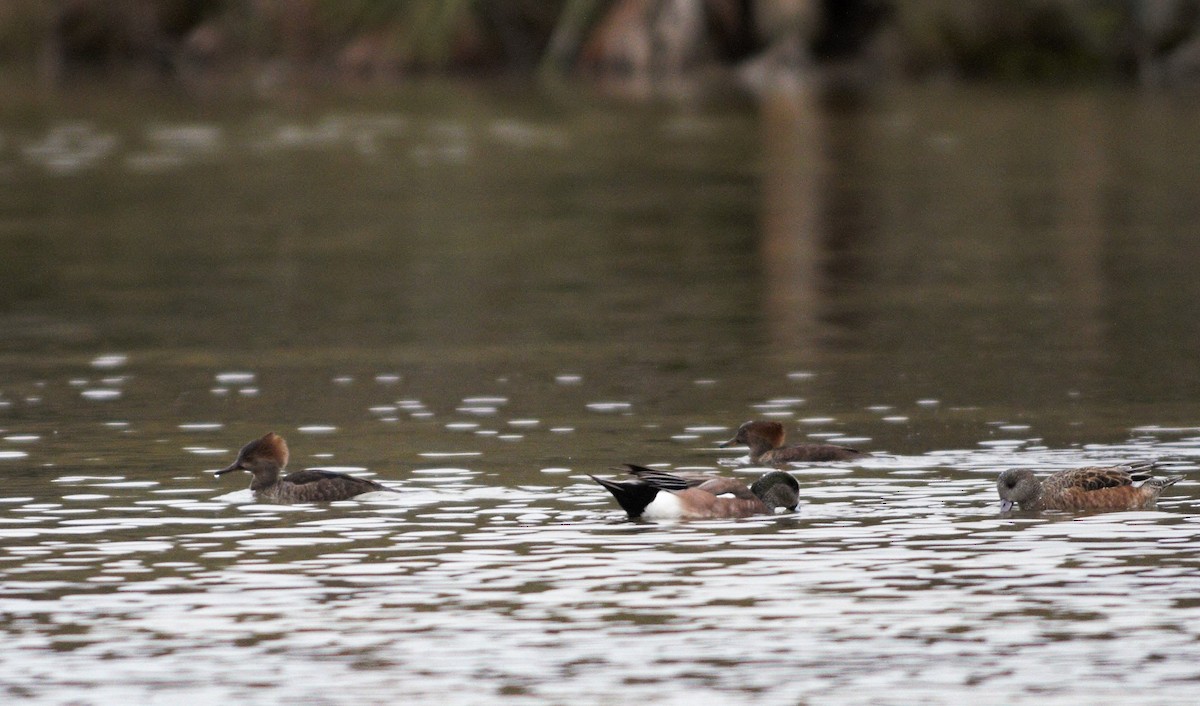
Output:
[997, 462, 1183, 512]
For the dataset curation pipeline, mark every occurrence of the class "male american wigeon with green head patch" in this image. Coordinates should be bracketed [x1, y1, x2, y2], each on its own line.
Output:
[590, 464, 800, 520]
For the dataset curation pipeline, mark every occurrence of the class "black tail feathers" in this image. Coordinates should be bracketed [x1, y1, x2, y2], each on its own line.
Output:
[589, 474, 659, 518]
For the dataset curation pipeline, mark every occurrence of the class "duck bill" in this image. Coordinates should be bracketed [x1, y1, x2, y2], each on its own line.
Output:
[214, 462, 243, 476]
[999, 499, 1015, 513]
[718, 437, 739, 449]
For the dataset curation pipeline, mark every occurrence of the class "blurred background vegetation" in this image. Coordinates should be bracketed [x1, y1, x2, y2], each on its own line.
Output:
[3, 1, 1200, 91]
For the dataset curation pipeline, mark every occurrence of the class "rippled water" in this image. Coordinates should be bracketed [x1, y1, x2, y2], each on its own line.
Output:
[3, 81, 1200, 704]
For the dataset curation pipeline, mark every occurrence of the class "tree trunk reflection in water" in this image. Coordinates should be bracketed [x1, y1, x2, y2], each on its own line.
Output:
[759, 77, 875, 357]
[760, 76, 821, 356]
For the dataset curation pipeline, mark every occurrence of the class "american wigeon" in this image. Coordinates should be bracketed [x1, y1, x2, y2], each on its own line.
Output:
[215, 432, 396, 502]
[997, 461, 1183, 512]
[590, 463, 800, 520]
[720, 420, 865, 464]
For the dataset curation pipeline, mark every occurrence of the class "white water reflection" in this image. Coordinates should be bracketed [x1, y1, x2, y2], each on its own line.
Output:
[5, 84, 1200, 705]
[3, 414, 1198, 704]
[21, 123, 119, 173]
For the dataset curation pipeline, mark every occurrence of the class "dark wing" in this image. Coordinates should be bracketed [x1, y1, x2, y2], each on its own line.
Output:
[1040, 462, 1175, 511]
[1123, 461, 1163, 483]
[283, 469, 386, 490]
[1059, 466, 1135, 492]
[623, 464, 712, 491]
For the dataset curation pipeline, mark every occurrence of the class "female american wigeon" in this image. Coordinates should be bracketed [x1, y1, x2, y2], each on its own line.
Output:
[215, 432, 396, 502]
[997, 461, 1182, 512]
[720, 420, 865, 465]
[589, 463, 800, 520]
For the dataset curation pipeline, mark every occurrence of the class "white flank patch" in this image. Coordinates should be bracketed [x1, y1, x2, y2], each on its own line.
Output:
[641, 492, 683, 520]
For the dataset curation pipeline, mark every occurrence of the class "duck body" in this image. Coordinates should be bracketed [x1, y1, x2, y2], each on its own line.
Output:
[997, 462, 1182, 512]
[757, 444, 863, 464]
[216, 432, 395, 502]
[251, 468, 392, 503]
[590, 464, 800, 520]
[721, 420, 865, 464]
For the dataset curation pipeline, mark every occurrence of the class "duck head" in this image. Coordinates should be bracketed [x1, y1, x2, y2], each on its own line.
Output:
[997, 468, 1039, 512]
[720, 420, 785, 457]
[216, 432, 290, 488]
[751, 471, 801, 511]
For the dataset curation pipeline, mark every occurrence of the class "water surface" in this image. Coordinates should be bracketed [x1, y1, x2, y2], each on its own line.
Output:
[2, 81, 1200, 704]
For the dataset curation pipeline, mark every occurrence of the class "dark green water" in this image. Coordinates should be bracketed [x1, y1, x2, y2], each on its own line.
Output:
[1, 80, 1199, 704]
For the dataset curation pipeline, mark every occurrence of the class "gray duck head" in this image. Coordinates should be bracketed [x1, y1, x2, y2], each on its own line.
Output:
[997, 468, 1040, 512]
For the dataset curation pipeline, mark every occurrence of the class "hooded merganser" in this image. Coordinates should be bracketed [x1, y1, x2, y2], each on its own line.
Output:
[997, 461, 1182, 513]
[720, 420, 865, 464]
[590, 463, 800, 520]
[215, 432, 395, 502]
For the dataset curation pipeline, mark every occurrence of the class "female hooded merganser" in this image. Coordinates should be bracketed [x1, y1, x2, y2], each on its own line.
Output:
[720, 420, 865, 465]
[215, 432, 395, 502]
[590, 463, 800, 520]
[997, 461, 1182, 512]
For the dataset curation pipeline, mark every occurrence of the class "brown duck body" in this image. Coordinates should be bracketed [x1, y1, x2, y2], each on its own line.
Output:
[721, 420, 865, 465]
[997, 462, 1182, 512]
[758, 444, 863, 464]
[252, 468, 391, 503]
[590, 464, 800, 520]
[216, 432, 395, 502]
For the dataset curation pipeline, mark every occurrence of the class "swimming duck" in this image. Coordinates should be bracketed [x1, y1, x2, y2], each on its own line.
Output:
[589, 463, 800, 520]
[997, 462, 1182, 512]
[215, 432, 395, 502]
[720, 420, 865, 464]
